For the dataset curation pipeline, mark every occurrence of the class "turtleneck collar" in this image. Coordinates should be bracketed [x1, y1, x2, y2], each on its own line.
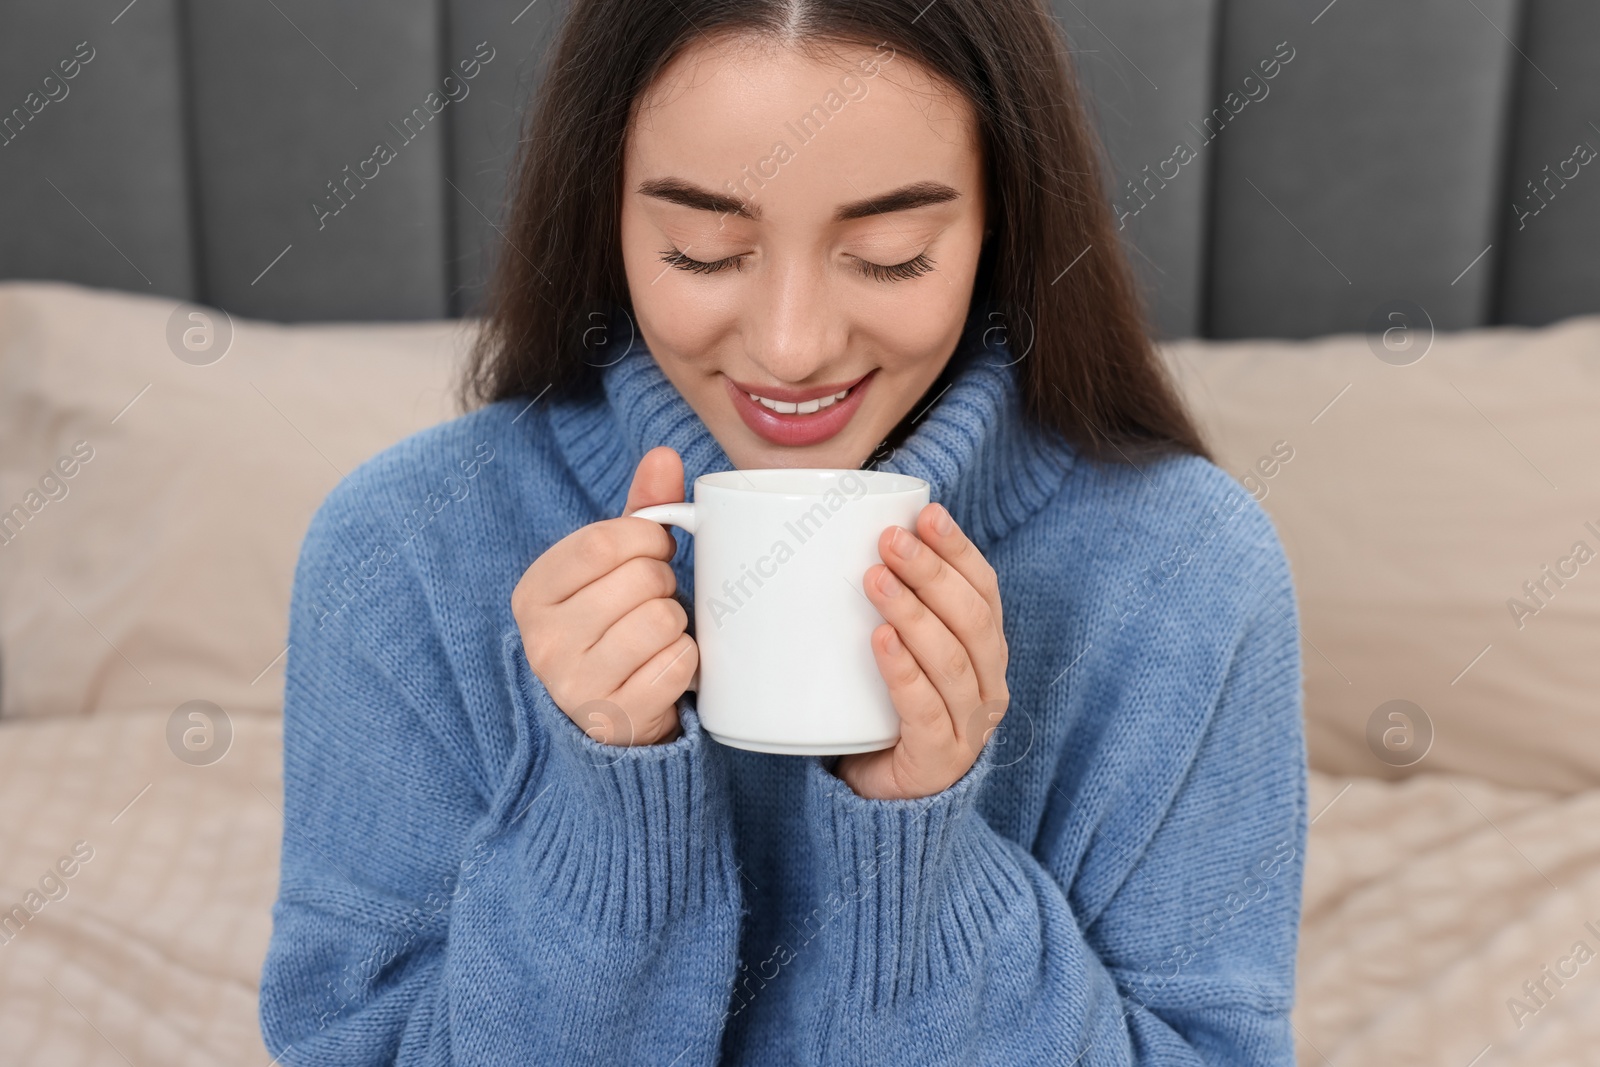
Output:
[542, 325, 1075, 557]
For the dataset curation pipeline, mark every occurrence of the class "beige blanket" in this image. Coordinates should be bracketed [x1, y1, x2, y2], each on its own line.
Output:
[3, 713, 1598, 1064]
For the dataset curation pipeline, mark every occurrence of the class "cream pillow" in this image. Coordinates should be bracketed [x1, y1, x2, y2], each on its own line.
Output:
[1163, 316, 1600, 793]
[7, 281, 1597, 792]
[0, 282, 467, 721]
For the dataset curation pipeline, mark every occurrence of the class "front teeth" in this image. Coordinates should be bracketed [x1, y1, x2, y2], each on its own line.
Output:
[748, 387, 851, 414]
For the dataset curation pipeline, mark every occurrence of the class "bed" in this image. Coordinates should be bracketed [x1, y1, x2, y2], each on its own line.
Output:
[3, 281, 1599, 1063]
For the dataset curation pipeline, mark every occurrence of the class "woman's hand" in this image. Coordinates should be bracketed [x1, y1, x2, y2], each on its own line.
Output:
[834, 502, 1011, 800]
[511, 446, 698, 747]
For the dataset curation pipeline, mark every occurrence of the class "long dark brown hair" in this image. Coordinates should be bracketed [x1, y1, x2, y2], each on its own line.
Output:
[460, 0, 1212, 467]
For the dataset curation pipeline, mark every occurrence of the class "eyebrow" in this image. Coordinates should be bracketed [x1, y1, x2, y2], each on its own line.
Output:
[635, 177, 961, 223]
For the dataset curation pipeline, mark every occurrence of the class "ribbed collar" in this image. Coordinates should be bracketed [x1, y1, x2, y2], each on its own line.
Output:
[543, 325, 1075, 562]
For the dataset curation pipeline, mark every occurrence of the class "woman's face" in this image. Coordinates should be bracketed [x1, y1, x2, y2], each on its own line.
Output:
[619, 33, 987, 471]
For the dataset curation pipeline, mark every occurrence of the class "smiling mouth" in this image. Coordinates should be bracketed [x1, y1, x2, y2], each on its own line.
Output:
[742, 381, 858, 414]
[723, 369, 877, 447]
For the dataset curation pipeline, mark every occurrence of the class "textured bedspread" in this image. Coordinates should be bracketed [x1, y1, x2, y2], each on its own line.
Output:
[1296, 772, 1600, 1064]
[1, 713, 1597, 1065]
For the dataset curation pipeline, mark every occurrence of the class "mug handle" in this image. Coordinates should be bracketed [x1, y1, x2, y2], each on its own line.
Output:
[626, 502, 700, 691]
[627, 502, 697, 533]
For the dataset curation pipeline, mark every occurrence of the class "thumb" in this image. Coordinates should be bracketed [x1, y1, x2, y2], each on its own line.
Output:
[622, 445, 685, 517]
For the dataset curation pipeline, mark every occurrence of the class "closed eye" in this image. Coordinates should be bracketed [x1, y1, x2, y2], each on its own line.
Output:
[657, 245, 936, 282]
[856, 252, 935, 282]
[658, 245, 746, 275]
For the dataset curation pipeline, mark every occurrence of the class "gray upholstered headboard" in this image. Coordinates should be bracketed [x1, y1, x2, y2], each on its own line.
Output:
[2, 0, 1595, 340]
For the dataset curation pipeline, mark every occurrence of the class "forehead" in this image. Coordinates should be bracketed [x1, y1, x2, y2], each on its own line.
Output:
[626, 33, 980, 206]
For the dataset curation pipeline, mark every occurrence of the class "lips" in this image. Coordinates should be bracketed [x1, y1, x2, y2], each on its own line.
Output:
[724, 369, 877, 447]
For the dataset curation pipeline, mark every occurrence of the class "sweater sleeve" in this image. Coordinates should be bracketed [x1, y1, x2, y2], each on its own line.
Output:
[792, 564, 1306, 1065]
[257, 493, 743, 1065]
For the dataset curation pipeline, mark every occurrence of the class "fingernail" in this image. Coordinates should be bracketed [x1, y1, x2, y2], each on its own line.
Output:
[891, 526, 921, 558]
[885, 628, 902, 654]
[877, 568, 903, 596]
[931, 504, 954, 536]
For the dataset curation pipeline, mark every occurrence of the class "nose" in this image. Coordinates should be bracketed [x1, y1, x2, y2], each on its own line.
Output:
[742, 255, 846, 383]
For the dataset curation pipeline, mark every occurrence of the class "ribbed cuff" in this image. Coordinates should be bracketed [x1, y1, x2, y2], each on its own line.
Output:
[803, 741, 1021, 1010]
[499, 628, 738, 936]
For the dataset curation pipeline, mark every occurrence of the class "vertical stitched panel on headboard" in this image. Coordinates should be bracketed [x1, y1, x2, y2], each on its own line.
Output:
[444, 1, 567, 320]
[186, 0, 447, 321]
[0, 0, 194, 300]
[1494, 0, 1600, 326]
[1206, 0, 1522, 339]
[1051, 0, 1220, 342]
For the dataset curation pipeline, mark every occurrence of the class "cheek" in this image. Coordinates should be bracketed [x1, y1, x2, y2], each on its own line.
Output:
[858, 235, 984, 364]
[628, 275, 736, 368]
[861, 284, 969, 354]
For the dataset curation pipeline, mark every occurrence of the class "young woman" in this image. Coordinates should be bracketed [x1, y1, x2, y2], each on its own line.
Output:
[259, 0, 1306, 1063]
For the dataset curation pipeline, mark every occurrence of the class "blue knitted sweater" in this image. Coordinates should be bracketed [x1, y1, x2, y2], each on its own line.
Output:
[258, 330, 1307, 1065]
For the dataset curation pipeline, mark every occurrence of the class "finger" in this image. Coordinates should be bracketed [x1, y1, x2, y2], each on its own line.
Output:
[864, 563, 981, 724]
[585, 595, 690, 696]
[878, 521, 1007, 696]
[915, 503, 1005, 632]
[607, 632, 699, 740]
[956, 696, 1010, 760]
[871, 622, 954, 751]
[527, 516, 677, 606]
[622, 445, 684, 517]
[559, 554, 679, 653]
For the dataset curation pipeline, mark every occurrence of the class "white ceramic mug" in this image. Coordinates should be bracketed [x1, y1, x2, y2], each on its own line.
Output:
[629, 468, 930, 755]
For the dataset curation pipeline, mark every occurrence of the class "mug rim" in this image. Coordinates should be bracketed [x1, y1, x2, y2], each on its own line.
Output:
[694, 467, 928, 498]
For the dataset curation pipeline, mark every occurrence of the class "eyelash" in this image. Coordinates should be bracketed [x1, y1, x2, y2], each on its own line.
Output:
[657, 245, 936, 282]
